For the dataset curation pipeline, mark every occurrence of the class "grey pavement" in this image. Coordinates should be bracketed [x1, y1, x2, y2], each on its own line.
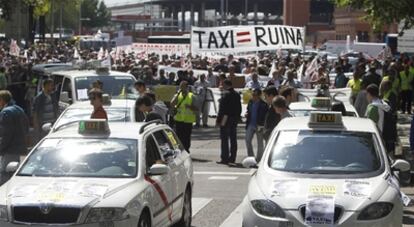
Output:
[189, 117, 414, 226]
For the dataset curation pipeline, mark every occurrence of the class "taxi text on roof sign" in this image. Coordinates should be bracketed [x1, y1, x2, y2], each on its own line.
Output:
[308, 112, 343, 128]
[79, 119, 110, 134]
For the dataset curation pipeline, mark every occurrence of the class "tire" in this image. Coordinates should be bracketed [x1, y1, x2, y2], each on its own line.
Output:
[138, 210, 151, 227]
[174, 188, 192, 227]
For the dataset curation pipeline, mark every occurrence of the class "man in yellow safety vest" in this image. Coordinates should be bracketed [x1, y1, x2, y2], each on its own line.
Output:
[171, 81, 198, 152]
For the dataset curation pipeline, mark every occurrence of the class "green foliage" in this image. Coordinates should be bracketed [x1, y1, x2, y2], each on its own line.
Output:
[0, 0, 13, 20]
[333, 0, 414, 34]
[24, 0, 51, 17]
[81, 0, 111, 29]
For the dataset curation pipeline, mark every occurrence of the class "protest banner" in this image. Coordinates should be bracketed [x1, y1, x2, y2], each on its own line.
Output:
[131, 43, 191, 56]
[191, 25, 305, 54]
[153, 85, 178, 102]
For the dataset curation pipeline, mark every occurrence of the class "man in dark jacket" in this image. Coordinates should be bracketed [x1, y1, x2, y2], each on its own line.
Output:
[245, 88, 268, 162]
[362, 63, 382, 87]
[263, 86, 281, 142]
[32, 79, 59, 142]
[0, 90, 29, 185]
[216, 80, 241, 165]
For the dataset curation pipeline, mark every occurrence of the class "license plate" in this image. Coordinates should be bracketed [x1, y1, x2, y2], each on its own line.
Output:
[280, 222, 294, 227]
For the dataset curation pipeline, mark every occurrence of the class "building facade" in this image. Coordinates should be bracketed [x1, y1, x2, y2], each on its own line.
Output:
[334, 6, 398, 42]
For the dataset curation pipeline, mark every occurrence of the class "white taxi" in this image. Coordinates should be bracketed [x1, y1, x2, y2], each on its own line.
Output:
[49, 67, 138, 111]
[242, 112, 410, 227]
[42, 99, 137, 133]
[290, 97, 359, 117]
[0, 120, 193, 227]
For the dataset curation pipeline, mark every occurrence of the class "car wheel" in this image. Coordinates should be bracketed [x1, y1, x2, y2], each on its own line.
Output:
[138, 210, 151, 227]
[175, 188, 192, 227]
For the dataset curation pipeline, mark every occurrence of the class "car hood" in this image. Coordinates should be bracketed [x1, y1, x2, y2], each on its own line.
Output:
[5, 177, 135, 207]
[255, 169, 393, 211]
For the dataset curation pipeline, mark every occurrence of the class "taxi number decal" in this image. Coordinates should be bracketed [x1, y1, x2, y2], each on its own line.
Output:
[309, 185, 336, 196]
[316, 114, 336, 123]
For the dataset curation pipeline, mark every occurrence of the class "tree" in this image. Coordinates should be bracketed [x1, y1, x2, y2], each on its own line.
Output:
[0, 0, 13, 20]
[81, 0, 111, 29]
[24, 0, 51, 42]
[334, 0, 414, 34]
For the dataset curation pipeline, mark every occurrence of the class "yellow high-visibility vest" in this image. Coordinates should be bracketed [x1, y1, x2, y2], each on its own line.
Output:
[400, 71, 413, 91]
[174, 92, 196, 123]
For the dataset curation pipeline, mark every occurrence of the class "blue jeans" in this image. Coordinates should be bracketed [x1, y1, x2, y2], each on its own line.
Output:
[245, 125, 264, 162]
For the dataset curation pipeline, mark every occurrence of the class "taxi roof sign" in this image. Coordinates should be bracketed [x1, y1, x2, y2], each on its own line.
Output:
[311, 97, 331, 109]
[308, 111, 343, 128]
[79, 119, 110, 134]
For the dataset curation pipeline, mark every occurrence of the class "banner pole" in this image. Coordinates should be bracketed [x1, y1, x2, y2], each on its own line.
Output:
[303, 26, 307, 53]
[189, 25, 193, 58]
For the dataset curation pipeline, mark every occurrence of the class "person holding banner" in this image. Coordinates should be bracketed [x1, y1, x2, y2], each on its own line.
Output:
[171, 81, 197, 152]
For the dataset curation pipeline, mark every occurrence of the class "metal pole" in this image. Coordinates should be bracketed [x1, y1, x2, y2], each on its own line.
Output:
[225, 0, 228, 25]
[245, 0, 248, 18]
[220, 0, 224, 25]
[150, 0, 153, 35]
[79, 0, 81, 35]
[51, 0, 54, 40]
[59, 0, 63, 41]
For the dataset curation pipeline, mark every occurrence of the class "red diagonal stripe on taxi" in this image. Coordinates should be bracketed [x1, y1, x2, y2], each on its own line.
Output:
[144, 175, 173, 222]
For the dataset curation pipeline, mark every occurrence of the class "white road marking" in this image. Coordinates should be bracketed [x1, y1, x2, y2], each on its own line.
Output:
[192, 197, 212, 217]
[219, 200, 244, 227]
[208, 176, 238, 180]
[195, 169, 256, 176]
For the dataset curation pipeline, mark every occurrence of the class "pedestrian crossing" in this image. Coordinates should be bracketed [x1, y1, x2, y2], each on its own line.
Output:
[191, 197, 243, 226]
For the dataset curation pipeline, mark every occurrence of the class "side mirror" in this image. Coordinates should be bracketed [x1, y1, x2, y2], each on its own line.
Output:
[242, 157, 258, 169]
[60, 91, 71, 104]
[42, 123, 52, 133]
[6, 162, 19, 173]
[149, 164, 170, 175]
[391, 159, 411, 172]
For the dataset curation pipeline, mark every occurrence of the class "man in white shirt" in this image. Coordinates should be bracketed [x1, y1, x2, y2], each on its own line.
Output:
[194, 74, 211, 127]
[245, 73, 261, 90]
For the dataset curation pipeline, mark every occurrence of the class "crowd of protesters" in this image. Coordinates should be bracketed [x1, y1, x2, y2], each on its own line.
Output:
[0, 40, 413, 170]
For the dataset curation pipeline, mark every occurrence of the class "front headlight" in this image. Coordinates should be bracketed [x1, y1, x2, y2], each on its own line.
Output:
[357, 202, 393, 220]
[0, 205, 7, 221]
[85, 208, 129, 223]
[251, 199, 285, 218]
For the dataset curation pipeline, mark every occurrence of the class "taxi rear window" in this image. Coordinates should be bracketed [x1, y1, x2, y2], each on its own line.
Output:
[75, 76, 137, 100]
[55, 107, 131, 129]
[18, 138, 138, 178]
[268, 130, 381, 174]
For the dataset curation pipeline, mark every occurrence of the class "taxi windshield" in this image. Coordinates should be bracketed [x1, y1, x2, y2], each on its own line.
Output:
[268, 130, 381, 174]
[18, 138, 138, 178]
[75, 76, 137, 100]
[55, 107, 131, 129]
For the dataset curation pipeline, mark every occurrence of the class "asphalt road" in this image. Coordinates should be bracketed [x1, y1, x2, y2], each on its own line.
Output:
[189, 118, 414, 227]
